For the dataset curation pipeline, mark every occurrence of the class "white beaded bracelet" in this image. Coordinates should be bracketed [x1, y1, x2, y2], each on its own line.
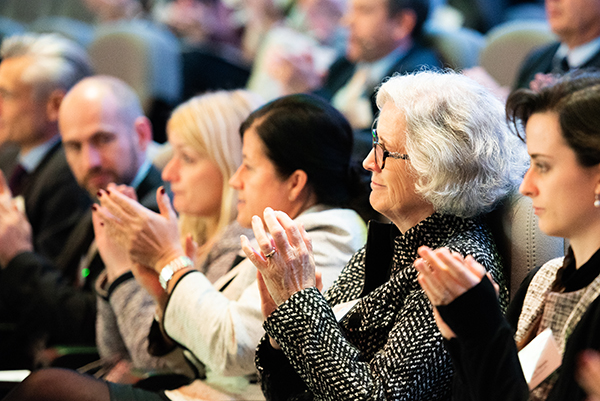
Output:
[158, 256, 193, 290]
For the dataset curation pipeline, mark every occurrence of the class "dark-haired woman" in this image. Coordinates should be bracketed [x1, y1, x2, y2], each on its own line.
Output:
[2, 94, 367, 401]
[417, 71, 600, 401]
[243, 70, 526, 401]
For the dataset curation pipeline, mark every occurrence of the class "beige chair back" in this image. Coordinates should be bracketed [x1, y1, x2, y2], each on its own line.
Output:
[479, 20, 557, 88]
[486, 191, 565, 299]
[88, 21, 182, 114]
[423, 25, 485, 70]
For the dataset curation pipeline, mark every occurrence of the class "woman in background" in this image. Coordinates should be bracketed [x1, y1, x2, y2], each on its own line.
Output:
[93, 90, 262, 378]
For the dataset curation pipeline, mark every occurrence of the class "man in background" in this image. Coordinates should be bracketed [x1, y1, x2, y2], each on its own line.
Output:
[0, 33, 92, 264]
[0, 75, 162, 369]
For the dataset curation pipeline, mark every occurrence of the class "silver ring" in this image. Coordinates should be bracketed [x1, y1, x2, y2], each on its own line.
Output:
[264, 249, 276, 259]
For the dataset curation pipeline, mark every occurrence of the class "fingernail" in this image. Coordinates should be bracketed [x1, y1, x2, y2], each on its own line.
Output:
[92, 204, 98, 211]
[100, 222, 104, 226]
[97, 190, 102, 197]
[160, 187, 165, 195]
[106, 189, 111, 195]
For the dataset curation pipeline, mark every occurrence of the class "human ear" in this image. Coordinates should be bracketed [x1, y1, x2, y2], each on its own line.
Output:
[134, 116, 153, 152]
[391, 9, 417, 42]
[287, 169, 309, 202]
[46, 89, 66, 123]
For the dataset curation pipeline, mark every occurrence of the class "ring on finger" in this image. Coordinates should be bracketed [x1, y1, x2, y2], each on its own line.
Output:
[264, 249, 276, 259]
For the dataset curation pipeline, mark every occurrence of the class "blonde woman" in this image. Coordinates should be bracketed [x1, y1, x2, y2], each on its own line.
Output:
[93, 90, 263, 377]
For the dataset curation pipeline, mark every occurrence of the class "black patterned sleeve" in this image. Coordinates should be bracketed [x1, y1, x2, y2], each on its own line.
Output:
[261, 286, 452, 401]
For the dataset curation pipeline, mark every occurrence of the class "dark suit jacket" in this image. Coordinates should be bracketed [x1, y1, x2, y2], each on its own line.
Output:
[0, 141, 91, 264]
[0, 165, 163, 369]
[316, 41, 442, 117]
[515, 41, 600, 89]
[316, 42, 442, 160]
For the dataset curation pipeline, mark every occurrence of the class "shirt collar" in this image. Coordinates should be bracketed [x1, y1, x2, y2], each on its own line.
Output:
[18, 136, 60, 173]
[555, 36, 600, 68]
[129, 159, 152, 190]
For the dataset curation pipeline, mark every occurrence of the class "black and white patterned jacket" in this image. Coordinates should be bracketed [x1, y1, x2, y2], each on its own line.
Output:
[256, 213, 507, 401]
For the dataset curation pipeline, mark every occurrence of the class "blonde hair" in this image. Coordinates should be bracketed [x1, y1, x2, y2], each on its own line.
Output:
[167, 90, 263, 251]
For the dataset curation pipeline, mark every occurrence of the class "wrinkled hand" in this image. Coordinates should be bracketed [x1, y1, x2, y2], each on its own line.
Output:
[241, 207, 316, 306]
[94, 184, 184, 272]
[0, 172, 32, 266]
[267, 50, 322, 95]
[577, 349, 600, 401]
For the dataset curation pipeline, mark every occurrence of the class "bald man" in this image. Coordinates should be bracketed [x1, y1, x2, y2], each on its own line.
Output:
[0, 76, 163, 369]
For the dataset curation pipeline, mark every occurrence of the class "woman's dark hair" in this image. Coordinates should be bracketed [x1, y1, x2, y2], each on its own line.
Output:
[506, 70, 600, 167]
[240, 93, 367, 209]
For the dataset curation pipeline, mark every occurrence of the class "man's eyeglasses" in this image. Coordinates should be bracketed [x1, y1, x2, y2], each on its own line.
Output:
[372, 128, 409, 170]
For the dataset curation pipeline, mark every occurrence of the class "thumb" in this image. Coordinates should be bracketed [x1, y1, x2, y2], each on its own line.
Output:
[184, 234, 198, 260]
[0, 170, 12, 198]
[156, 186, 177, 220]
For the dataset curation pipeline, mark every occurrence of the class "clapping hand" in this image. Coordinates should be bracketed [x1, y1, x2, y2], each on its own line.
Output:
[0, 171, 32, 267]
[241, 207, 316, 306]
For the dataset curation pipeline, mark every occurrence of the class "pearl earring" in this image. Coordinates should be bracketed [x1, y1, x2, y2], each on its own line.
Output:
[595, 193, 600, 208]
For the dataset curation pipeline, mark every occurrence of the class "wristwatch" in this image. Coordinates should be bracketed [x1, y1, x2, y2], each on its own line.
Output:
[159, 256, 193, 290]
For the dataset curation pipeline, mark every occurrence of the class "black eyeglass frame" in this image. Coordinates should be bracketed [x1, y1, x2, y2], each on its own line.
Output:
[371, 128, 409, 170]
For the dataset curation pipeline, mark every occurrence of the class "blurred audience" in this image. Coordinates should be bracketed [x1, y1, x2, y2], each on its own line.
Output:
[83, 0, 156, 23]
[269, 0, 441, 131]
[0, 75, 159, 369]
[248, 70, 525, 401]
[246, 0, 346, 102]
[465, 0, 600, 98]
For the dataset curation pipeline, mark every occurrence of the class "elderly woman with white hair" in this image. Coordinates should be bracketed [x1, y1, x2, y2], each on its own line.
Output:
[242, 70, 527, 400]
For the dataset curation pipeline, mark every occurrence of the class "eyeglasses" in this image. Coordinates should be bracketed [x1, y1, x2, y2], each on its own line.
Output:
[371, 128, 409, 170]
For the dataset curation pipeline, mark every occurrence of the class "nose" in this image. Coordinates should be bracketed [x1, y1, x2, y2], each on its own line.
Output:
[229, 165, 243, 189]
[363, 147, 380, 173]
[162, 157, 178, 183]
[83, 144, 102, 172]
[519, 167, 537, 198]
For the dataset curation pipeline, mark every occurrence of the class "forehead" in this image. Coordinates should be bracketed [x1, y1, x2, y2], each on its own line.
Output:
[242, 124, 267, 158]
[0, 56, 31, 89]
[377, 102, 406, 147]
[525, 112, 569, 154]
[60, 96, 129, 142]
[351, 0, 387, 10]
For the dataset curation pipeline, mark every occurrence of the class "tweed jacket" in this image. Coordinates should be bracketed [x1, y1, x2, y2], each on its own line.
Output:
[95, 221, 252, 374]
[441, 247, 600, 401]
[255, 213, 507, 401]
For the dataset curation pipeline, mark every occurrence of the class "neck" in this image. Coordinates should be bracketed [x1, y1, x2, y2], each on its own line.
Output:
[563, 31, 600, 49]
[388, 204, 435, 234]
[286, 191, 319, 220]
[568, 231, 600, 269]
